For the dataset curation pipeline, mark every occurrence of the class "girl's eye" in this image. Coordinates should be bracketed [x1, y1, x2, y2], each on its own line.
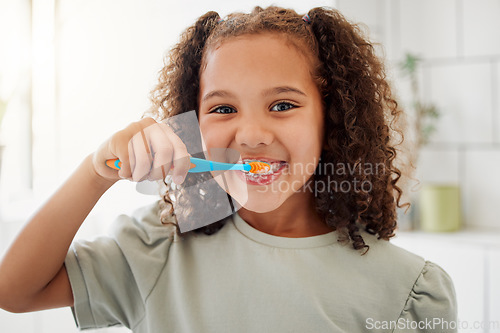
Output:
[209, 102, 297, 114]
[210, 106, 235, 114]
[271, 102, 297, 112]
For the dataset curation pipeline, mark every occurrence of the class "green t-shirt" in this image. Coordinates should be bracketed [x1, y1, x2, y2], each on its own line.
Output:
[65, 201, 457, 332]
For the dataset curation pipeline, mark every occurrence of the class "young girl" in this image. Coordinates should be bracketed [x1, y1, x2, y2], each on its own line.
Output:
[0, 6, 457, 332]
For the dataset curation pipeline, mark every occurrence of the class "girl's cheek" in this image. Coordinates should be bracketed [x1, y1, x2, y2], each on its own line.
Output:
[200, 126, 227, 154]
[199, 127, 211, 152]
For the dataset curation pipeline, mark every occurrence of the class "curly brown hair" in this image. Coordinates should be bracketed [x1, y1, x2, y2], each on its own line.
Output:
[147, 6, 407, 254]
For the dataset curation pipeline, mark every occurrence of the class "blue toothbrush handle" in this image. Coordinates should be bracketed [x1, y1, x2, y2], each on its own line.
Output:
[188, 157, 251, 173]
[105, 157, 251, 173]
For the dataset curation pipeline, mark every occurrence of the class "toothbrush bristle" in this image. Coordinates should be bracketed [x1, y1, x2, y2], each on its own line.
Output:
[248, 161, 271, 174]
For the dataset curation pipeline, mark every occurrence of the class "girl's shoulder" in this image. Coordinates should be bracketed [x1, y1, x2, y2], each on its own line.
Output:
[355, 226, 426, 267]
[357, 227, 455, 298]
[349, 228, 456, 322]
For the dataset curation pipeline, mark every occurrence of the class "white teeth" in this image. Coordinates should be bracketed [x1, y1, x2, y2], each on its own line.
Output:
[271, 163, 282, 172]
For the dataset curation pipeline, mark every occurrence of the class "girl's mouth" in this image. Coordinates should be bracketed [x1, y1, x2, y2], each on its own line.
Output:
[238, 159, 288, 185]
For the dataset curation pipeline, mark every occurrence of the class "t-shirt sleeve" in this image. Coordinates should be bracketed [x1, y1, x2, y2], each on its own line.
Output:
[64, 201, 176, 330]
[394, 261, 458, 333]
[65, 236, 144, 330]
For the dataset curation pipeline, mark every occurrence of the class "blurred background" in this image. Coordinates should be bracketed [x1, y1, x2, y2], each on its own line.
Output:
[0, 0, 499, 332]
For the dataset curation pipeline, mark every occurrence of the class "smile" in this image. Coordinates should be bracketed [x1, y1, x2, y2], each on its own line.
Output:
[238, 159, 288, 185]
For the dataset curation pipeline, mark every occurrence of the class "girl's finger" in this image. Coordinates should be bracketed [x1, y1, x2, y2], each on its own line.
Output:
[93, 141, 122, 181]
[108, 129, 134, 180]
[160, 124, 190, 184]
[114, 118, 156, 180]
[147, 123, 176, 181]
[122, 118, 155, 181]
[129, 127, 154, 182]
[130, 120, 180, 182]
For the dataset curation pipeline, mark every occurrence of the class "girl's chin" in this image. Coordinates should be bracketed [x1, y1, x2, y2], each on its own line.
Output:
[210, 169, 320, 213]
[211, 172, 288, 213]
[236, 195, 284, 213]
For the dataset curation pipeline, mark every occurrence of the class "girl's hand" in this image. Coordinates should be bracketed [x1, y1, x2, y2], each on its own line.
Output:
[92, 117, 191, 184]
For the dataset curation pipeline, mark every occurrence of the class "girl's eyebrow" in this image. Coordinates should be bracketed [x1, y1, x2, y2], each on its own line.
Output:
[264, 86, 307, 97]
[201, 86, 307, 102]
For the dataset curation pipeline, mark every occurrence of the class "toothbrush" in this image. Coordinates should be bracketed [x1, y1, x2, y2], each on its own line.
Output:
[105, 157, 271, 174]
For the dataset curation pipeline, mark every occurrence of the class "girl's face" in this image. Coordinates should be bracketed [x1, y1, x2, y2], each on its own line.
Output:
[198, 33, 324, 213]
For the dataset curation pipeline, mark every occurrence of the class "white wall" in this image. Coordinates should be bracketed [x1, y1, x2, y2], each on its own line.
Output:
[338, 0, 500, 231]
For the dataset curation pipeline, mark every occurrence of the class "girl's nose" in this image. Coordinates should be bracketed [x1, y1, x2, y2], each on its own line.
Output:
[234, 114, 274, 148]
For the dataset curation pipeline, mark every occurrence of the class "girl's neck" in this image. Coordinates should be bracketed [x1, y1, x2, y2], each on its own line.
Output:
[237, 192, 333, 238]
